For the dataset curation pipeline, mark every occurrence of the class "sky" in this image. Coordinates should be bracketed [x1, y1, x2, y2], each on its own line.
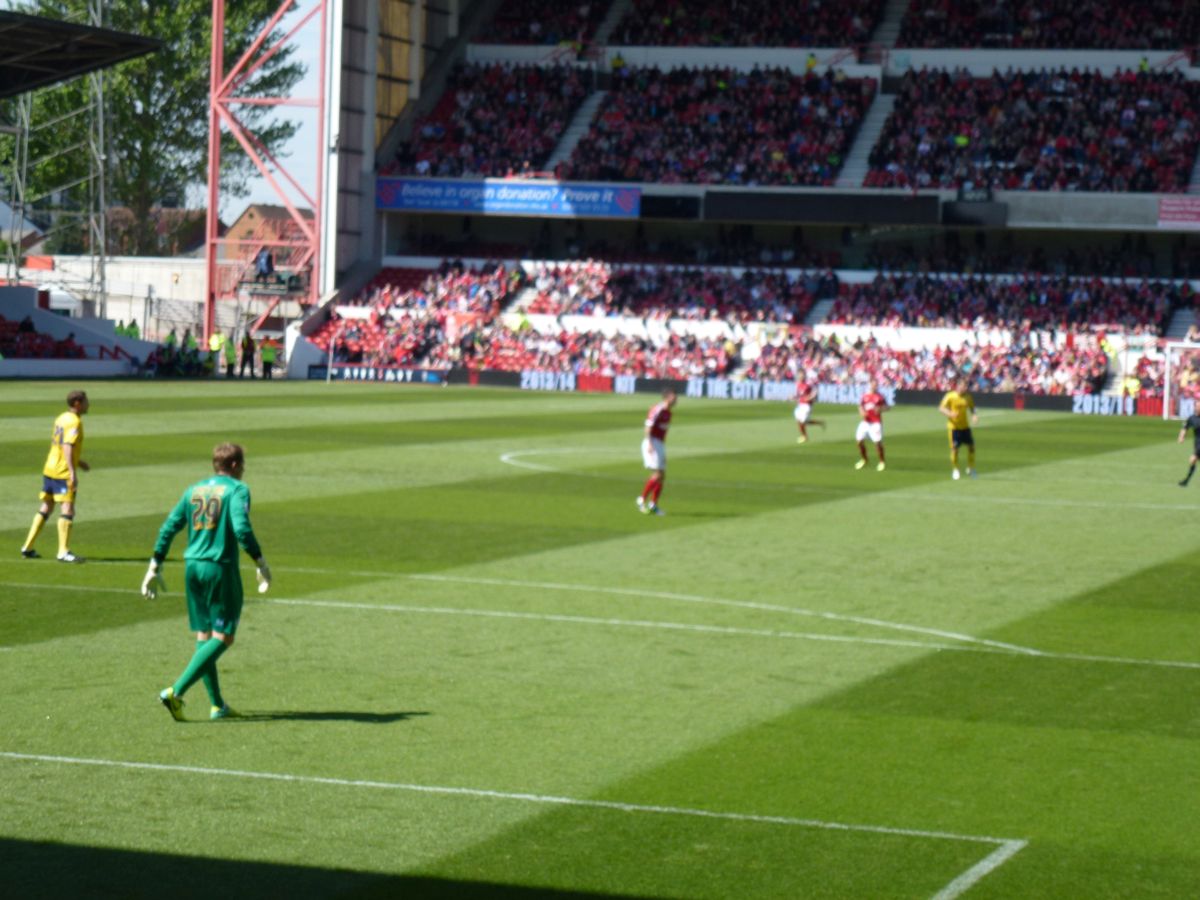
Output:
[236, 5, 323, 214]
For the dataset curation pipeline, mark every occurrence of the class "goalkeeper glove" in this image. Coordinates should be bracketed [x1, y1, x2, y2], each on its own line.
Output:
[255, 558, 271, 594]
[141, 559, 166, 600]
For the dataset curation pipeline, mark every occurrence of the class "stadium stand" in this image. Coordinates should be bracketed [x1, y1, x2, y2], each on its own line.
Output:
[1162, 352, 1200, 403]
[408, 229, 843, 270]
[309, 252, 1193, 400]
[476, 0, 608, 46]
[865, 68, 1200, 192]
[0, 315, 87, 359]
[896, 0, 1200, 49]
[518, 261, 830, 322]
[745, 334, 1111, 395]
[561, 66, 876, 186]
[864, 236, 1164, 278]
[825, 274, 1183, 333]
[610, 0, 885, 48]
[348, 0, 1200, 409]
[473, 327, 737, 379]
[309, 262, 520, 367]
[386, 63, 588, 177]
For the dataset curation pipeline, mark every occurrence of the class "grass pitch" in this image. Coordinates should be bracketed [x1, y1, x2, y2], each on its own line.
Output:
[1, 380, 1197, 899]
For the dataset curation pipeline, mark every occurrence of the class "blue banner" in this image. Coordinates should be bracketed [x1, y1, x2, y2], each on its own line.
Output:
[376, 178, 641, 218]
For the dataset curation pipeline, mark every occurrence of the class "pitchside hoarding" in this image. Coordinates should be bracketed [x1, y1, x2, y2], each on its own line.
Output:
[312, 365, 1142, 414]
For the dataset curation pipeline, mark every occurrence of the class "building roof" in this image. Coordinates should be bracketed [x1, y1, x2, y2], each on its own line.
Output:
[0, 10, 160, 100]
[0, 198, 40, 236]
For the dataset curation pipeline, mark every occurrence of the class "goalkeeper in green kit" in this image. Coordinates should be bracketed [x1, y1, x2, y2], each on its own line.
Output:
[142, 443, 270, 721]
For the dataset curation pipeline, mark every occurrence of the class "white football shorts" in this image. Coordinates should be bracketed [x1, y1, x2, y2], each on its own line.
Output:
[855, 421, 883, 443]
[642, 437, 666, 470]
[794, 402, 812, 423]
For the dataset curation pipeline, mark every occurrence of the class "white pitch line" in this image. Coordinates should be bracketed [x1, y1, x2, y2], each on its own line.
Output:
[0, 750, 1027, 898]
[0, 565, 1031, 656]
[4, 578, 1200, 671]
[498, 448, 1200, 513]
[268, 597, 973, 653]
[403, 572, 1042, 656]
[931, 838, 1030, 900]
[263, 597, 1200, 671]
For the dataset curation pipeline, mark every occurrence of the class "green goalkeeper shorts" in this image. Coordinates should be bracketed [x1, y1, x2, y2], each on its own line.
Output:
[185, 560, 244, 636]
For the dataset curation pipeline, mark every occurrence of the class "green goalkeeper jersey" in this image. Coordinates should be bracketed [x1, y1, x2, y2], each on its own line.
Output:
[153, 474, 262, 565]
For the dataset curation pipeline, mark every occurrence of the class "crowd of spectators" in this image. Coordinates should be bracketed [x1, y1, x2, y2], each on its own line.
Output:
[1129, 322, 1200, 400]
[301, 254, 1200, 398]
[865, 68, 1200, 192]
[0, 315, 86, 360]
[826, 274, 1183, 333]
[387, 63, 588, 178]
[611, 0, 883, 47]
[518, 261, 834, 322]
[561, 66, 875, 186]
[310, 261, 521, 367]
[471, 326, 737, 379]
[1170, 347, 1200, 404]
[746, 332, 1110, 395]
[478, 1, 607, 46]
[896, 0, 1199, 49]
[523, 260, 615, 314]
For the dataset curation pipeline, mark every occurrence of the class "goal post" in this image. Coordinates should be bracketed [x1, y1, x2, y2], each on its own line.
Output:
[1162, 341, 1200, 420]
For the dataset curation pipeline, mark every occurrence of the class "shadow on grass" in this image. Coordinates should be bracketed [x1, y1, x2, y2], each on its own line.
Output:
[84, 556, 161, 563]
[0, 838, 651, 900]
[221, 710, 430, 724]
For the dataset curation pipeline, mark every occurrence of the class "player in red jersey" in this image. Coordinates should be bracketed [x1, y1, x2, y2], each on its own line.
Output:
[793, 379, 825, 444]
[855, 380, 889, 472]
[637, 389, 676, 515]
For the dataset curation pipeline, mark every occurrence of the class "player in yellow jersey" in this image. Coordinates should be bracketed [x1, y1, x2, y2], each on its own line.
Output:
[21, 390, 90, 562]
[938, 377, 979, 480]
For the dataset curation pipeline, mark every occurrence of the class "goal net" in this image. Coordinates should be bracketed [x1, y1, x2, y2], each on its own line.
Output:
[1162, 341, 1200, 420]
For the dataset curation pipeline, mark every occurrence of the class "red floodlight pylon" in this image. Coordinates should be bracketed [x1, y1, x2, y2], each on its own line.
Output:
[204, 0, 327, 342]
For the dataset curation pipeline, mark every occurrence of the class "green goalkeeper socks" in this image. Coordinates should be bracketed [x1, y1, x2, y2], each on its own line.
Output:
[194, 639, 225, 708]
[173, 638, 228, 700]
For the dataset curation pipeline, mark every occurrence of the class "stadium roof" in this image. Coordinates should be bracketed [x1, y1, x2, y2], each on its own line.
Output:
[0, 9, 160, 100]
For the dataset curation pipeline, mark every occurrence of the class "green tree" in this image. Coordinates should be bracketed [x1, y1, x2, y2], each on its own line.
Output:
[18, 0, 303, 255]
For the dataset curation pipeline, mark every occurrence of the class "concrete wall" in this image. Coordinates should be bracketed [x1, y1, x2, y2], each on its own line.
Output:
[886, 49, 1192, 78]
[466, 43, 1194, 80]
[0, 358, 132, 377]
[467, 42, 880, 80]
[40, 255, 208, 306]
[998, 191, 1163, 230]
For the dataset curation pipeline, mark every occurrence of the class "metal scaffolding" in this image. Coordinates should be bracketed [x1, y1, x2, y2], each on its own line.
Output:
[204, 0, 330, 342]
[1, 0, 109, 316]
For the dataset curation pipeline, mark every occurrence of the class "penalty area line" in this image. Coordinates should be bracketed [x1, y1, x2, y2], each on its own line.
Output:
[0, 750, 1026, 899]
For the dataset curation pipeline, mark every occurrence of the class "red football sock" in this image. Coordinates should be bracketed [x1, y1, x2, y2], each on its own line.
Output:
[858, 441, 868, 461]
[641, 478, 656, 500]
[877, 444, 886, 462]
[651, 480, 663, 503]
